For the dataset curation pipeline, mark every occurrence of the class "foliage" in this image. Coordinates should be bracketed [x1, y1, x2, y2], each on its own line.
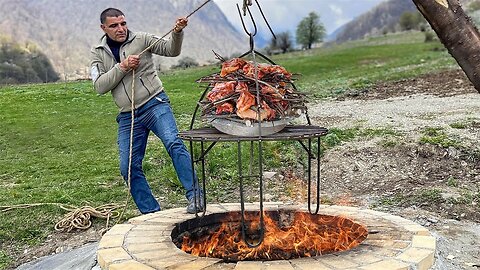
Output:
[0, 42, 59, 84]
[0, 251, 11, 270]
[171, 56, 199, 70]
[424, 31, 435, 42]
[467, 0, 480, 12]
[270, 31, 294, 54]
[296, 12, 325, 50]
[399, 11, 426, 31]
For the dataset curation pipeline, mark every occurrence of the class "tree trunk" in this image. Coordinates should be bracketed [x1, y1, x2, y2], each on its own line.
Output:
[412, 0, 480, 93]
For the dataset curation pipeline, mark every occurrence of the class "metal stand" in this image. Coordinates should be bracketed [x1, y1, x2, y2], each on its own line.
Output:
[180, 126, 328, 246]
[182, 0, 326, 247]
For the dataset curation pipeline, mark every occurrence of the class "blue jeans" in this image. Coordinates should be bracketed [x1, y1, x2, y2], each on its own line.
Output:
[116, 91, 198, 214]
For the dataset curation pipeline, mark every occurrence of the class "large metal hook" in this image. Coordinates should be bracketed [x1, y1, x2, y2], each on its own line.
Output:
[237, 0, 276, 52]
[236, 3, 257, 52]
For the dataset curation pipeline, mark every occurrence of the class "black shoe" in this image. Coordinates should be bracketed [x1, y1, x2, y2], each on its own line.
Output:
[187, 196, 204, 214]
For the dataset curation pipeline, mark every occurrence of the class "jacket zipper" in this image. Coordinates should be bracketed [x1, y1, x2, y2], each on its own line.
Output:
[139, 77, 152, 95]
[121, 80, 132, 104]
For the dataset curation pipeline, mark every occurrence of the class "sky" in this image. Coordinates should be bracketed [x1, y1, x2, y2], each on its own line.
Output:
[213, 0, 385, 42]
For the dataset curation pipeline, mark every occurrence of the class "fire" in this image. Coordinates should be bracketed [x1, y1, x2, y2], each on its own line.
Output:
[178, 211, 368, 261]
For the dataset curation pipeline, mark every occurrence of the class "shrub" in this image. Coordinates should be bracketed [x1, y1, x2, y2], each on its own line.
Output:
[171, 57, 199, 69]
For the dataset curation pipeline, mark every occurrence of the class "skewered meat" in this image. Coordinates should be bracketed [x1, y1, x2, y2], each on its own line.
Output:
[219, 58, 292, 81]
[207, 81, 237, 102]
[261, 100, 276, 120]
[220, 58, 247, 77]
[265, 65, 292, 80]
[243, 62, 292, 80]
[242, 62, 266, 80]
[234, 82, 275, 121]
[216, 102, 234, 114]
[235, 82, 255, 114]
[261, 85, 284, 101]
[199, 57, 306, 123]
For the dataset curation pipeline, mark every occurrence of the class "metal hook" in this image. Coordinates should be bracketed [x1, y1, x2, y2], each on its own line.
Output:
[253, 0, 276, 40]
[237, 3, 257, 37]
[237, 3, 257, 52]
[238, 141, 265, 248]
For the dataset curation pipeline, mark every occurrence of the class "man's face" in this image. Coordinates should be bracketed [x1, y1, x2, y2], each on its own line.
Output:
[101, 15, 128, 42]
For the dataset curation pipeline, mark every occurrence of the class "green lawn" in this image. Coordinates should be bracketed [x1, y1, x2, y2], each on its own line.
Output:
[0, 31, 458, 269]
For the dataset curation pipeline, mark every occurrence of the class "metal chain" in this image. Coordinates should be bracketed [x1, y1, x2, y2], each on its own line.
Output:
[243, 0, 253, 16]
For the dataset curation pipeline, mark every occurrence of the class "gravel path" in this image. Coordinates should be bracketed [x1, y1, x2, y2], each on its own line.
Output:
[310, 93, 480, 145]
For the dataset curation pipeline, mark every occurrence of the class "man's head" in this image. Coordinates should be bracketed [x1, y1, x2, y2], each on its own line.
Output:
[100, 8, 128, 42]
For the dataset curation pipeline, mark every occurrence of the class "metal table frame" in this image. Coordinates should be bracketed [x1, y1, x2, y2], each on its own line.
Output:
[179, 125, 328, 247]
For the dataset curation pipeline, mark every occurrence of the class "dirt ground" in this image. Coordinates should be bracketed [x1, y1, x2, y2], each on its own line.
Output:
[307, 69, 480, 270]
[12, 69, 480, 269]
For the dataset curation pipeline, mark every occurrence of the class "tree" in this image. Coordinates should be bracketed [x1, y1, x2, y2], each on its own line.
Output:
[266, 32, 293, 54]
[399, 12, 417, 31]
[296, 12, 326, 50]
[0, 41, 58, 84]
[399, 11, 427, 31]
[412, 0, 480, 93]
[276, 32, 293, 54]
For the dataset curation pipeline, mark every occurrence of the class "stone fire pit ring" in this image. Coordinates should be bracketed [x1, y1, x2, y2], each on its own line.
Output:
[97, 203, 436, 270]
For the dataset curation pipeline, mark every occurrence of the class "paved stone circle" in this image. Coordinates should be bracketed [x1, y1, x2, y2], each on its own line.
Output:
[97, 203, 436, 270]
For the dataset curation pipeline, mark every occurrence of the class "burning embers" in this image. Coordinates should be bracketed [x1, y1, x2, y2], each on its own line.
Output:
[198, 58, 307, 125]
[172, 210, 368, 261]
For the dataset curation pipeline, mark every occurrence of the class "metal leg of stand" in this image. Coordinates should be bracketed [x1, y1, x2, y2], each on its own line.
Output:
[200, 141, 207, 216]
[307, 137, 321, 214]
[238, 141, 265, 248]
[249, 141, 254, 176]
[189, 141, 199, 218]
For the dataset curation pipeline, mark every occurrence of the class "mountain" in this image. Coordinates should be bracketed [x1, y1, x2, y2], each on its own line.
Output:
[0, 0, 247, 80]
[333, 0, 417, 43]
[333, 0, 478, 43]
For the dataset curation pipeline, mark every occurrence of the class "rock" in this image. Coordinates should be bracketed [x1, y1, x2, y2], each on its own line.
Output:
[263, 171, 277, 179]
[427, 217, 439, 224]
[16, 242, 98, 270]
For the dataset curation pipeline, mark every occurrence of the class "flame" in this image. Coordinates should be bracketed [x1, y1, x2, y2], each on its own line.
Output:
[179, 211, 368, 261]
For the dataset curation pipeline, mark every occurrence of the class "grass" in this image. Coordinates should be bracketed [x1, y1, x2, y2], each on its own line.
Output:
[0, 31, 459, 269]
[322, 126, 400, 149]
[375, 188, 445, 208]
[419, 127, 461, 148]
[270, 31, 455, 98]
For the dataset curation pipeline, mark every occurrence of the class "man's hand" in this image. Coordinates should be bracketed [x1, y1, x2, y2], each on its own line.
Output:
[173, 17, 188, 33]
[119, 55, 140, 72]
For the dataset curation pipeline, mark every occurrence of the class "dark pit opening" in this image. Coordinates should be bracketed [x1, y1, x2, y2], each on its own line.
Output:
[172, 210, 368, 262]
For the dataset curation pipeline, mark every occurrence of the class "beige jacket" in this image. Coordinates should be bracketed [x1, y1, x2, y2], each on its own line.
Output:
[90, 30, 183, 112]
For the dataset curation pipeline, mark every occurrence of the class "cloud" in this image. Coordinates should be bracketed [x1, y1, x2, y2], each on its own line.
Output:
[329, 4, 343, 16]
[328, 4, 350, 28]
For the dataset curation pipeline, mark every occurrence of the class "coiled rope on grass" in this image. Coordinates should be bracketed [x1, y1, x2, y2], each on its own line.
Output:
[1, 203, 122, 233]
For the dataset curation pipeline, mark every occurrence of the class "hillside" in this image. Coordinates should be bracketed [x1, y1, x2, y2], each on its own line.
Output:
[333, 0, 417, 43]
[0, 0, 247, 80]
[333, 0, 476, 43]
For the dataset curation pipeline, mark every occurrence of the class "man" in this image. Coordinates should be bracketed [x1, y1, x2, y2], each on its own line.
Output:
[90, 8, 203, 214]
